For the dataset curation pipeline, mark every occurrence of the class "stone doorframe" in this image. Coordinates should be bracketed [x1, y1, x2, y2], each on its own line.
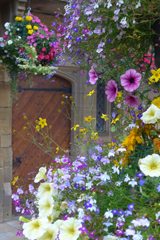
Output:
[0, 65, 96, 222]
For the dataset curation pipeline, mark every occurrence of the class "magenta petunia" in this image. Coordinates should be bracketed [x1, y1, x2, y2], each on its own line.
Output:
[88, 66, 98, 84]
[120, 69, 141, 92]
[125, 95, 139, 108]
[105, 80, 118, 102]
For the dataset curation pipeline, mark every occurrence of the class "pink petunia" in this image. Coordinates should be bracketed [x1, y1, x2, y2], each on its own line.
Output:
[120, 69, 141, 92]
[105, 80, 118, 102]
[88, 66, 98, 85]
[125, 95, 139, 108]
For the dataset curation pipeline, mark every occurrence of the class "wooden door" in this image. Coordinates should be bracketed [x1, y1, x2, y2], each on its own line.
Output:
[12, 75, 71, 187]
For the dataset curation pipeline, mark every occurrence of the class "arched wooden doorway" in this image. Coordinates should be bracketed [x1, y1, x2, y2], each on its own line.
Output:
[12, 75, 71, 187]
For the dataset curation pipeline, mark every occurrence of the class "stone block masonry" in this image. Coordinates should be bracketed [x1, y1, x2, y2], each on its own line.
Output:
[0, 66, 12, 222]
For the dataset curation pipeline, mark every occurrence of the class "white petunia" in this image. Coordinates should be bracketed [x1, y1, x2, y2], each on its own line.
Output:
[23, 218, 48, 240]
[138, 154, 160, 177]
[38, 223, 59, 240]
[34, 167, 47, 183]
[59, 218, 82, 240]
[141, 104, 160, 124]
[38, 196, 54, 217]
[37, 182, 55, 199]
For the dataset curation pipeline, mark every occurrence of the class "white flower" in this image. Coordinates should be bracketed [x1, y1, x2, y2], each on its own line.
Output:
[106, 0, 112, 8]
[128, 179, 137, 187]
[112, 166, 120, 174]
[133, 231, 143, 240]
[100, 172, 110, 181]
[38, 223, 59, 240]
[156, 211, 160, 220]
[138, 154, 160, 177]
[7, 40, 13, 45]
[125, 228, 135, 236]
[104, 210, 113, 219]
[132, 218, 150, 227]
[34, 167, 47, 183]
[38, 196, 54, 217]
[59, 218, 82, 240]
[4, 22, 10, 30]
[23, 218, 48, 240]
[141, 104, 160, 124]
[124, 174, 130, 182]
[37, 182, 55, 198]
[103, 235, 118, 240]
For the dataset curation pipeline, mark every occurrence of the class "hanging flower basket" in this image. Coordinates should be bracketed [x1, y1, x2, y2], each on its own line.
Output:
[0, 14, 61, 86]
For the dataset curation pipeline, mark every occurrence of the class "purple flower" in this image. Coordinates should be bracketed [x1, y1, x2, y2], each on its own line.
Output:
[120, 69, 141, 92]
[88, 66, 98, 84]
[125, 95, 139, 107]
[105, 80, 118, 102]
[157, 184, 160, 192]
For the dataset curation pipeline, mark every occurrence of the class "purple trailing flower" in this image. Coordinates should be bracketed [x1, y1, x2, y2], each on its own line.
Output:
[88, 66, 98, 84]
[120, 69, 141, 92]
[125, 95, 139, 107]
[105, 80, 118, 102]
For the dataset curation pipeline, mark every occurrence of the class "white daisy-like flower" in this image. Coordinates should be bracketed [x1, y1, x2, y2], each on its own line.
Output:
[23, 218, 48, 240]
[34, 167, 47, 183]
[141, 104, 160, 124]
[59, 218, 82, 240]
[138, 154, 160, 177]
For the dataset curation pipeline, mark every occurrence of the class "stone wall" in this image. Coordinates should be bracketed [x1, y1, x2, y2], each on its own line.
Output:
[0, 66, 12, 222]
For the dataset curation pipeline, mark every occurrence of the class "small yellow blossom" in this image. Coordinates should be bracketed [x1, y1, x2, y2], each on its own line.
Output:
[71, 124, 80, 131]
[25, 15, 33, 21]
[149, 68, 160, 84]
[79, 128, 88, 135]
[15, 16, 23, 21]
[84, 115, 95, 123]
[91, 131, 98, 140]
[87, 90, 95, 96]
[35, 125, 40, 132]
[26, 24, 32, 30]
[33, 25, 39, 31]
[122, 127, 143, 152]
[28, 29, 34, 35]
[101, 113, 109, 121]
[56, 146, 60, 154]
[152, 96, 160, 108]
[38, 118, 47, 128]
[111, 115, 120, 124]
[115, 91, 123, 103]
[12, 176, 19, 186]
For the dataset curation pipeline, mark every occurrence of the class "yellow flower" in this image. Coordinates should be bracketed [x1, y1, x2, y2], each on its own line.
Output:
[122, 128, 143, 152]
[26, 24, 32, 30]
[84, 115, 95, 123]
[28, 29, 34, 35]
[35, 125, 41, 132]
[33, 25, 39, 31]
[56, 146, 60, 153]
[12, 176, 19, 186]
[101, 114, 109, 121]
[91, 131, 98, 140]
[38, 118, 47, 128]
[79, 128, 88, 135]
[115, 91, 123, 103]
[15, 16, 23, 21]
[149, 69, 160, 84]
[71, 124, 79, 131]
[111, 115, 120, 124]
[25, 15, 33, 21]
[152, 96, 160, 108]
[87, 90, 95, 96]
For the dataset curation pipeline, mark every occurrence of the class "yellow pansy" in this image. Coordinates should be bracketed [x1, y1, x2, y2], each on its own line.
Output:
[56, 146, 60, 153]
[84, 115, 95, 123]
[28, 29, 34, 35]
[79, 128, 88, 135]
[26, 24, 32, 30]
[33, 25, 39, 31]
[91, 131, 98, 140]
[15, 16, 23, 21]
[87, 90, 95, 96]
[101, 113, 109, 121]
[25, 15, 33, 21]
[152, 96, 160, 108]
[111, 115, 120, 124]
